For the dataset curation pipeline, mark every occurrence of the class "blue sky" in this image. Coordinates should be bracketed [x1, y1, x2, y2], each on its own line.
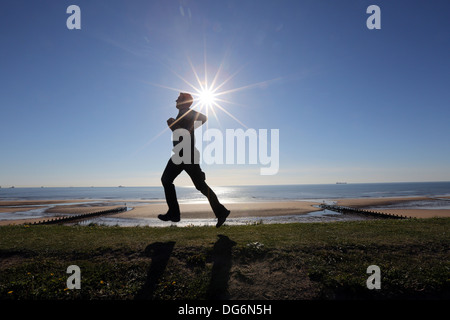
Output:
[1, 0, 449, 187]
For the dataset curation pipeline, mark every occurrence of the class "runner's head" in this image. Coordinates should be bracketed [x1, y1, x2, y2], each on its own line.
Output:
[176, 92, 193, 109]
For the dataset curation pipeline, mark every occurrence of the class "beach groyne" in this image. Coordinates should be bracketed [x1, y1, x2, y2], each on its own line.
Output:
[319, 204, 410, 219]
[28, 206, 128, 225]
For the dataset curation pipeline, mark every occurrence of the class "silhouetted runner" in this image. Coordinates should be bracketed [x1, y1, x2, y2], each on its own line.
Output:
[158, 92, 230, 227]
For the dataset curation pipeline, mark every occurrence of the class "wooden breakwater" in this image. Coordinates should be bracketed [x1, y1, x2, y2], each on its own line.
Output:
[28, 206, 128, 225]
[319, 204, 411, 219]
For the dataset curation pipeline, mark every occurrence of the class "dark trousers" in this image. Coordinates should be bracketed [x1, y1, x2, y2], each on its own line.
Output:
[161, 158, 224, 218]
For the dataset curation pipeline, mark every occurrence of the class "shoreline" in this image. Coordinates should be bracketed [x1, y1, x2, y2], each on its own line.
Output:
[1, 196, 450, 226]
[0, 200, 323, 226]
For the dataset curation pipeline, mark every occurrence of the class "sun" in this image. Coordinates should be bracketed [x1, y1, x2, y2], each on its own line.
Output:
[196, 88, 217, 109]
[144, 52, 281, 133]
[136, 48, 282, 155]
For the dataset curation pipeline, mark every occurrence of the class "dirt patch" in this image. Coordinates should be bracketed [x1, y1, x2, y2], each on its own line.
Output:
[0, 251, 34, 270]
[229, 259, 320, 299]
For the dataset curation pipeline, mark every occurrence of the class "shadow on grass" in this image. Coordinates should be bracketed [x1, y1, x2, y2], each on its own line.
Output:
[135, 235, 237, 300]
[135, 241, 176, 300]
[206, 235, 237, 300]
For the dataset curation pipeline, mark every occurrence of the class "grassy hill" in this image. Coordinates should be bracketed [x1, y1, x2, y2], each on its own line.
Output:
[0, 218, 449, 300]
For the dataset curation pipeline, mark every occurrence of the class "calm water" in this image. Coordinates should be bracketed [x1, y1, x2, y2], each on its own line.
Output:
[1, 182, 450, 202]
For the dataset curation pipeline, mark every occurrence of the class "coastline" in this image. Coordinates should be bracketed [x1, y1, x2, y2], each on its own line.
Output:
[1, 196, 450, 226]
[335, 196, 450, 218]
[0, 200, 322, 226]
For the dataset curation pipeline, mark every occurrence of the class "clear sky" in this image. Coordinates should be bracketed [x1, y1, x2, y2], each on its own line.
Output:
[1, 0, 449, 187]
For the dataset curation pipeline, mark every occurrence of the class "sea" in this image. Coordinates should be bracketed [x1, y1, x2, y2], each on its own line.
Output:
[1, 182, 450, 226]
[1, 181, 450, 203]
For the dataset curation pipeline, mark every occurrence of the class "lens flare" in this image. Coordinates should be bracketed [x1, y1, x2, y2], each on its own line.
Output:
[197, 88, 216, 108]
[137, 48, 281, 157]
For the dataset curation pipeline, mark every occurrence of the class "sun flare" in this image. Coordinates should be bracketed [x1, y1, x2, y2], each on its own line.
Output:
[138, 56, 282, 155]
[196, 88, 217, 109]
[144, 52, 282, 142]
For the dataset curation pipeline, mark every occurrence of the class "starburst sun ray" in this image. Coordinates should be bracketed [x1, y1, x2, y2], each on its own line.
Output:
[140, 52, 282, 154]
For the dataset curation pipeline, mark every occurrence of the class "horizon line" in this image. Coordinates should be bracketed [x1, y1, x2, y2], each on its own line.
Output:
[2, 180, 450, 189]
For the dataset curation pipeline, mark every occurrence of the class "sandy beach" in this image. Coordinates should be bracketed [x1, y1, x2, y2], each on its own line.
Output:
[119, 201, 323, 219]
[1, 196, 450, 226]
[0, 200, 323, 226]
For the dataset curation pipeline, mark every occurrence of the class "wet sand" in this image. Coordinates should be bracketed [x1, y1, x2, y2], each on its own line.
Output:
[1, 196, 449, 225]
[336, 197, 450, 218]
[0, 200, 321, 225]
[0, 200, 117, 226]
[335, 197, 431, 208]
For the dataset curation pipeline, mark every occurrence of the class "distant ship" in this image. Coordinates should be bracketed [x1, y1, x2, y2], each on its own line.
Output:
[336, 182, 347, 184]
[118, 185, 125, 188]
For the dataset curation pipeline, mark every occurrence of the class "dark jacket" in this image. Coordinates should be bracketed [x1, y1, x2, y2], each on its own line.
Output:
[170, 108, 207, 162]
